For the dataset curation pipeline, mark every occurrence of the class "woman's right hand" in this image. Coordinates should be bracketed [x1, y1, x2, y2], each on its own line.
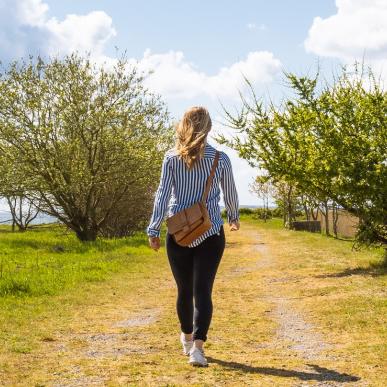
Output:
[229, 220, 240, 231]
[149, 236, 161, 251]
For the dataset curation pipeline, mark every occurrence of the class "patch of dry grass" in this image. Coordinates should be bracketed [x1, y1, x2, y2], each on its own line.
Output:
[0, 217, 385, 386]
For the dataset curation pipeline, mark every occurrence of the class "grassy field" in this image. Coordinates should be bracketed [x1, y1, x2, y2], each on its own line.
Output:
[0, 217, 386, 386]
[0, 224, 151, 297]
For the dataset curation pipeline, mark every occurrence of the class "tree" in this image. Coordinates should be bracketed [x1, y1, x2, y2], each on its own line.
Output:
[0, 149, 41, 231]
[0, 53, 174, 241]
[215, 64, 387, 248]
[249, 173, 272, 222]
[5, 195, 41, 231]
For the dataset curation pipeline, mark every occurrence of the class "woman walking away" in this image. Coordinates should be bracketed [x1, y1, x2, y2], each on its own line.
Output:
[146, 106, 240, 367]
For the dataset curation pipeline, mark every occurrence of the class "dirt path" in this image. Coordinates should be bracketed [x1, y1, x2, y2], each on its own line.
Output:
[3, 221, 370, 386]
[253, 234, 334, 362]
[253, 234, 366, 386]
[227, 229, 362, 387]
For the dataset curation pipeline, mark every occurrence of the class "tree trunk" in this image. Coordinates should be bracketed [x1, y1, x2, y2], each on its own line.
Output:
[332, 203, 339, 238]
[75, 227, 98, 242]
[303, 203, 310, 221]
[323, 201, 330, 236]
[286, 185, 294, 227]
[264, 195, 268, 223]
[311, 207, 319, 221]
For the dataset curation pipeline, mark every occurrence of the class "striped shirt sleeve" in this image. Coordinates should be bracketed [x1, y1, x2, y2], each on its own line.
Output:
[146, 154, 173, 237]
[220, 152, 239, 223]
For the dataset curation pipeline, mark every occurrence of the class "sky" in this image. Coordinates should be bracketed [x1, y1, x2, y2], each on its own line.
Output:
[0, 0, 386, 211]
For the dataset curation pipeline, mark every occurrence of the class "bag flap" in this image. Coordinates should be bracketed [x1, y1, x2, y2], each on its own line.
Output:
[166, 202, 205, 234]
[166, 210, 187, 234]
[185, 202, 205, 225]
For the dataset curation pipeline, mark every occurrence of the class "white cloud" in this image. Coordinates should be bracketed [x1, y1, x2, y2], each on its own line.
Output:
[135, 49, 282, 100]
[247, 22, 266, 31]
[304, 0, 387, 74]
[0, 0, 116, 61]
[0, 0, 281, 101]
[15, 0, 48, 25]
[46, 11, 116, 56]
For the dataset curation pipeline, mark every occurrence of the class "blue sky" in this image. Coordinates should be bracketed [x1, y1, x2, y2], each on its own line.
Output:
[44, 1, 334, 69]
[0, 0, 386, 210]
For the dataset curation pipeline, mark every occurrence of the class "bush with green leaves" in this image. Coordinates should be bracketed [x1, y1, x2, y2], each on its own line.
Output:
[239, 207, 255, 215]
[0, 54, 174, 241]
[252, 208, 272, 220]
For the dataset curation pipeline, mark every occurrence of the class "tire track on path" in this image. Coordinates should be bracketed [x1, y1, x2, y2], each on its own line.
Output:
[239, 228, 362, 386]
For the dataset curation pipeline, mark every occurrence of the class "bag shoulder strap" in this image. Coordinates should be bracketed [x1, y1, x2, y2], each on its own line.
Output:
[201, 150, 220, 204]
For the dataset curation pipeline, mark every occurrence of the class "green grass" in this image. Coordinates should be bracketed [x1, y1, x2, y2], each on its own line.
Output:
[0, 217, 386, 385]
[0, 223, 159, 363]
[0, 224, 155, 298]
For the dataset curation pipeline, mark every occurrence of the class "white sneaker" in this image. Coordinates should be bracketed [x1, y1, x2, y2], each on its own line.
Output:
[188, 346, 208, 367]
[180, 332, 193, 356]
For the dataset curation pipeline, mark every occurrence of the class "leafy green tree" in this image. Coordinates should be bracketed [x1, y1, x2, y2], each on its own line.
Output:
[215, 64, 387, 248]
[0, 54, 173, 241]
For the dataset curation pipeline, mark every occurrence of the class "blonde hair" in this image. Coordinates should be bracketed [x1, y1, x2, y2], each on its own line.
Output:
[174, 106, 212, 170]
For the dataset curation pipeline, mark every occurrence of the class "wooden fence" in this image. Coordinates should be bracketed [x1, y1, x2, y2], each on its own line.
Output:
[317, 209, 359, 238]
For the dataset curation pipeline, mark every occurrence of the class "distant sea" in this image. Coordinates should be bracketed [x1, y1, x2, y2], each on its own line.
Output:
[0, 210, 57, 225]
[0, 204, 274, 225]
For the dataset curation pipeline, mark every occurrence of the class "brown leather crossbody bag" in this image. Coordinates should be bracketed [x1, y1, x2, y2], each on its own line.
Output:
[166, 150, 220, 246]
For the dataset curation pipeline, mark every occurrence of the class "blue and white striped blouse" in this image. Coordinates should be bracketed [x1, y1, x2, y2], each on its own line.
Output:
[146, 142, 239, 247]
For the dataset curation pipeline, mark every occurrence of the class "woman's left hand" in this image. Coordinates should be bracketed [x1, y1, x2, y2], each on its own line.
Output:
[149, 236, 161, 251]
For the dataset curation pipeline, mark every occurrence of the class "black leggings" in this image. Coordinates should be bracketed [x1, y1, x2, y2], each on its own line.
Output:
[165, 226, 226, 342]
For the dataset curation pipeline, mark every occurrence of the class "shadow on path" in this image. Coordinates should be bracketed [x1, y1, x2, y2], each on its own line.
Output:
[315, 264, 387, 278]
[206, 357, 360, 383]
